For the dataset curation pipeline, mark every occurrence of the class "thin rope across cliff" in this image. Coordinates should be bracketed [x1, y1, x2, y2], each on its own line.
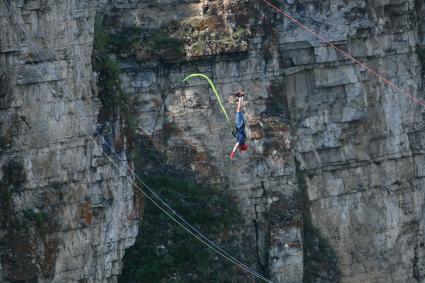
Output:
[261, 0, 425, 108]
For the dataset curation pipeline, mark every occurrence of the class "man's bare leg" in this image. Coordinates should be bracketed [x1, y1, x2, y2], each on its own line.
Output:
[232, 142, 240, 153]
[230, 142, 240, 159]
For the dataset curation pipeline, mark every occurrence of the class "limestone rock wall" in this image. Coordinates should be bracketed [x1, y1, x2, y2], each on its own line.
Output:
[282, 0, 425, 282]
[1, 0, 424, 282]
[0, 1, 138, 282]
[105, 0, 425, 282]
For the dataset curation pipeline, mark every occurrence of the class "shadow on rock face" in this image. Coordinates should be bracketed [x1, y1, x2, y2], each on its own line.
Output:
[131, 125, 221, 184]
[0, 72, 12, 109]
[0, 158, 59, 282]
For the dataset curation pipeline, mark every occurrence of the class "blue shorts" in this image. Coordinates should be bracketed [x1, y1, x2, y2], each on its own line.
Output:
[235, 112, 246, 144]
[236, 112, 244, 129]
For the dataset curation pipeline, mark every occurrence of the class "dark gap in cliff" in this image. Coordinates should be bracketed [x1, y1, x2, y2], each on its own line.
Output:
[255, 181, 270, 278]
[0, 72, 8, 100]
[93, 13, 131, 121]
[261, 17, 278, 68]
[251, 181, 270, 279]
[253, 218, 270, 280]
[0, 72, 30, 152]
[295, 159, 341, 283]
[417, 45, 425, 93]
[119, 175, 255, 283]
[413, 222, 425, 281]
[413, 0, 425, 127]
[413, 244, 420, 280]
[417, 0, 425, 44]
[131, 21, 186, 63]
[92, 13, 137, 159]
[412, 228, 425, 281]
[265, 80, 290, 120]
[254, 79, 292, 159]
[0, 72, 13, 112]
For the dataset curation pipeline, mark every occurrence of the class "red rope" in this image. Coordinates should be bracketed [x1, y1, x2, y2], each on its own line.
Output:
[261, 0, 425, 108]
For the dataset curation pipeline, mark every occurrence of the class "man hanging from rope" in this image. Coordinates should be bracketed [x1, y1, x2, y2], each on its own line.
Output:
[230, 91, 249, 159]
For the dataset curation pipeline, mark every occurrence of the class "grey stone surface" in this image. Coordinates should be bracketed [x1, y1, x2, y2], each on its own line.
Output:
[284, 0, 425, 282]
[1, 0, 425, 282]
[0, 1, 138, 282]
[108, 0, 425, 282]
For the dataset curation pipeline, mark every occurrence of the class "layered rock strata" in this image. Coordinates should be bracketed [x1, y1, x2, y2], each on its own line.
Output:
[0, 1, 138, 282]
[1, 0, 425, 282]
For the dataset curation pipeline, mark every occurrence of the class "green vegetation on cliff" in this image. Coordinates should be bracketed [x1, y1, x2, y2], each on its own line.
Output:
[119, 176, 249, 283]
[93, 14, 130, 120]
[132, 23, 185, 63]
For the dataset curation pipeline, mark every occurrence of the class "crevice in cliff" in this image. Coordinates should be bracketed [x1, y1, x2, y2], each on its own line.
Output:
[296, 159, 341, 283]
[253, 218, 270, 280]
[0, 72, 9, 101]
[252, 181, 270, 278]
[92, 13, 137, 162]
[413, 241, 421, 280]
[418, 0, 425, 46]
[417, 45, 425, 93]
[93, 13, 130, 121]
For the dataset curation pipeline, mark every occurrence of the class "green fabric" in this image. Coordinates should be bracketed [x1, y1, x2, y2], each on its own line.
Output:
[183, 73, 235, 135]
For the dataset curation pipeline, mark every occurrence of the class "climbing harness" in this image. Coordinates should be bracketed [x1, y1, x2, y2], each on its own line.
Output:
[183, 73, 236, 136]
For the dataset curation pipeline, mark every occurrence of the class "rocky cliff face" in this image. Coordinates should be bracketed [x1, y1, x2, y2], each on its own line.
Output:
[1, 0, 425, 282]
[105, 0, 425, 282]
[286, 1, 425, 282]
[103, 1, 302, 282]
[0, 1, 138, 282]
